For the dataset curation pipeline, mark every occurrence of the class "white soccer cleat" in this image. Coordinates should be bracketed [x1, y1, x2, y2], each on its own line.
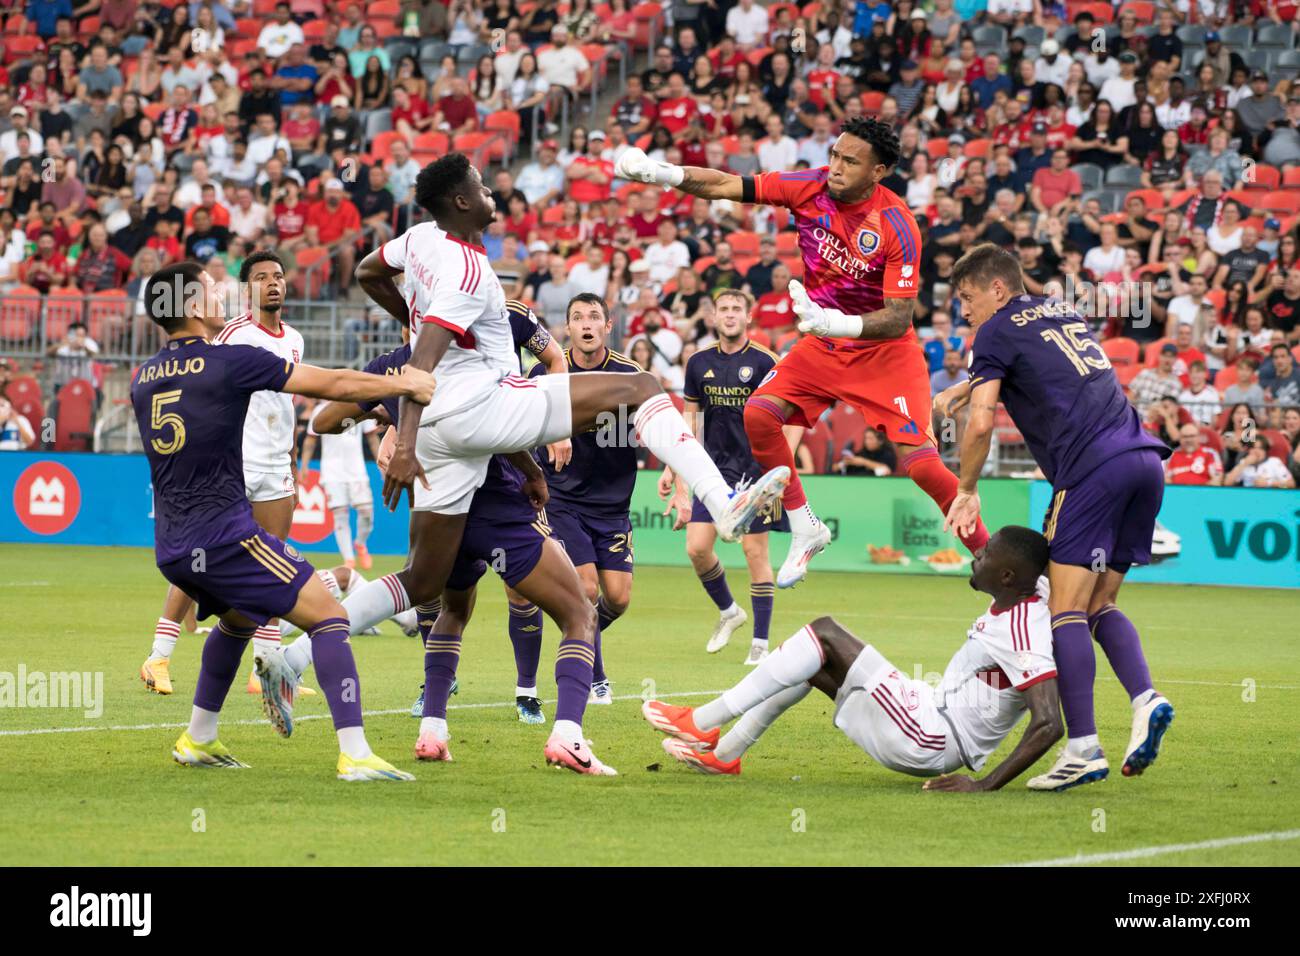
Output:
[393, 607, 420, 637]
[1026, 748, 1110, 792]
[776, 521, 832, 588]
[254, 648, 299, 739]
[588, 680, 613, 705]
[716, 467, 790, 543]
[706, 606, 747, 653]
[743, 642, 770, 666]
[1122, 694, 1174, 778]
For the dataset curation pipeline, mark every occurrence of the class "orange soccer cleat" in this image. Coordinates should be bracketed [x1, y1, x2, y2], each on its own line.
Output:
[414, 733, 453, 762]
[354, 543, 373, 570]
[662, 737, 740, 775]
[641, 699, 720, 751]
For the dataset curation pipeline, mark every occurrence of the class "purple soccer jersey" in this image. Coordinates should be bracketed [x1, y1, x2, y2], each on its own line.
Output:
[683, 341, 779, 486]
[132, 336, 294, 565]
[967, 294, 1169, 488]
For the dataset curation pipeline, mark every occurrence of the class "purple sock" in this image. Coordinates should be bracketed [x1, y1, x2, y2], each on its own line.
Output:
[508, 601, 543, 691]
[422, 632, 461, 719]
[750, 582, 774, 642]
[697, 560, 735, 611]
[1051, 613, 1097, 739]
[1090, 604, 1154, 701]
[193, 622, 252, 712]
[592, 630, 607, 683]
[554, 639, 595, 725]
[310, 617, 363, 730]
[592, 596, 622, 685]
[416, 599, 443, 638]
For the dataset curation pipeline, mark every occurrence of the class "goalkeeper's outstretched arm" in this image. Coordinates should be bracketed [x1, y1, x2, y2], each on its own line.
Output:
[615, 147, 745, 201]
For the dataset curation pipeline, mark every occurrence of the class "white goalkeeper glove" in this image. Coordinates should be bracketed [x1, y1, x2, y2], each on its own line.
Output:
[614, 146, 684, 187]
[790, 279, 863, 338]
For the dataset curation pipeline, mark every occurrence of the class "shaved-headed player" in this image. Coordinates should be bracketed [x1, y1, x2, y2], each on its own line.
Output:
[660, 288, 786, 665]
[131, 261, 435, 780]
[644, 527, 1065, 792]
[943, 243, 1175, 791]
[617, 117, 990, 589]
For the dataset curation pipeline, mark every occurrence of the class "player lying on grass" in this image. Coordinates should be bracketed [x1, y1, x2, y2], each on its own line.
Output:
[131, 261, 436, 781]
[644, 526, 1066, 791]
[940, 243, 1174, 791]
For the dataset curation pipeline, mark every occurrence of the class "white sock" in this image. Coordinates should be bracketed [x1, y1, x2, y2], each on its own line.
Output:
[722, 602, 741, 617]
[788, 502, 821, 535]
[343, 570, 366, 595]
[516, 685, 538, 698]
[150, 616, 181, 660]
[393, 607, 419, 630]
[1133, 688, 1158, 708]
[419, 716, 449, 740]
[715, 683, 811, 762]
[751, 638, 769, 649]
[337, 726, 372, 760]
[188, 705, 219, 744]
[333, 508, 354, 562]
[695, 625, 825, 730]
[284, 636, 313, 676]
[316, 568, 342, 598]
[355, 508, 373, 548]
[553, 718, 583, 743]
[341, 574, 409, 635]
[252, 624, 281, 661]
[278, 618, 298, 638]
[633, 396, 731, 519]
[1066, 734, 1102, 757]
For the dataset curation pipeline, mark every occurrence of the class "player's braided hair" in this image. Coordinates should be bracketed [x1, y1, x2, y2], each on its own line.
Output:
[839, 116, 902, 171]
[415, 151, 472, 217]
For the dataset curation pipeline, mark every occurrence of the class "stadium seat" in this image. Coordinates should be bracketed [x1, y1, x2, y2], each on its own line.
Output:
[541, 204, 566, 224]
[1118, 2, 1155, 23]
[484, 111, 522, 158]
[727, 232, 760, 256]
[1213, 365, 1238, 391]
[1102, 336, 1140, 366]
[1283, 167, 1300, 191]
[801, 417, 832, 475]
[1197, 426, 1223, 454]
[1260, 430, 1292, 463]
[77, 15, 100, 37]
[1, 284, 41, 345]
[926, 138, 949, 161]
[370, 0, 400, 16]
[1261, 191, 1300, 214]
[370, 130, 404, 164]
[1125, 188, 1165, 212]
[774, 329, 801, 353]
[1105, 165, 1144, 188]
[4, 35, 43, 65]
[1013, 25, 1046, 47]
[44, 289, 85, 342]
[1143, 337, 1175, 366]
[87, 291, 130, 349]
[963, 138, 993, 159]
[302, 19, 328, 41]
[6, 375, 43, 445]
[53, 379, 95, 452]
[1176, 24, 1207, 48]
[413, 131, 451, 156]
[1276, 49, 1300, 80]
[1255, 23, 1296, 49]
[776, 231, 799, 256]
[861, 91, 885, 115]
[453, 131, 505, 167]
[293, 247, 332, 299]
[972, 25, 1007, 55]
[630, 2, 666, 52]
[1245, 163, 1282, 191]
[1073, 163, 1104, 193]
[1083, 1, 1115, 23]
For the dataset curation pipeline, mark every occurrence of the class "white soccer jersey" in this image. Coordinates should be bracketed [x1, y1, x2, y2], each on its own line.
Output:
[932, 576, 1058, 771]
[380, 221, 515, 423]
[213, 313, 304, 473]
[319, 417, 376, 483]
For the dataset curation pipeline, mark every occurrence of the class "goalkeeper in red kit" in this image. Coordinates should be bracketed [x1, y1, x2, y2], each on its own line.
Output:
[616, 117, 989, 586]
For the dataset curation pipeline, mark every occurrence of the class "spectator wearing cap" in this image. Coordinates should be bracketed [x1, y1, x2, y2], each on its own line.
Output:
[517, 139, 565, 208]
[566, 128, 613, 207]
[1130, 345, 1185, 413]
[1099, 51, 1140, 114]
[1225, 435, 1296, 488]
[1192, 30, 1242, 90]
[888, 59, 925, 117]
[1015, 121, 1053, 177]
[1165, 424, 1223, 485]
[0, 106, 42, 162]
[304, 178, 361, 291]
[1034, 39, 1070, 88]
[320, 96, 363, 156]
[1238, 70, 1286, 137]
[1146, 8, 1184, 69]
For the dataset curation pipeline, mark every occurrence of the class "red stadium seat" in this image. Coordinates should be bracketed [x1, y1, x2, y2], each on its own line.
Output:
[6, 375, 44, 445]
[4, 35, 43, 65]
[484, 110, 522, 154]
[370, 130, 405, 163]
[630, 2, 665, 52]
[44, 289, 85, 341]
[1125, 188, 1165, 212]
[293, 247, 332, 299]
[719, 134, 740, 155]
[745, 46, 772, 67]
[801, 417, 832, 474]
[1260, 191, 1300, 214]
[1245, 164, 1281, 191]
[1115, 363, 1144, 388]
[1213, 365, 1237, 391]
[302, 20, 328, 42]
[413, 131, 451, 156]
[234, 18, 261, 38]
[1143, 336, 1175, 366]
[87, 290, 130, 349]
[1260, 429, 1292, 463]
[861, 91, 885, 115]
[53, 379, 95, 452]
[1283, 167, 1300, 191]
[370, 0, 400, 16]
[1083, 2, 1115, 23]
[77, 15, 100, 37]
[727, 231, 760, 256]
[1102, 336, 1140, 366]
[1118, 2, 1156, 24]
[963, 138, 992, 159]
[1, 284, 41, 344]
[926, 138, 949, 161]
[454, 131, 505, 166]
[775, 231, 799, 256]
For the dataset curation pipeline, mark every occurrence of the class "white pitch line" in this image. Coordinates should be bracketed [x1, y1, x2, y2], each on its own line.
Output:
[0, 689, 726, 739]
[1004, 829, 1300, 867]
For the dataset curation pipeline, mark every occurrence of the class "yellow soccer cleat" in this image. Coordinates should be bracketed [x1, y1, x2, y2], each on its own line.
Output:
[247, 670, 316, 697]
[172, 731, 249, 768]
[336, 752, 416, 782]
[140, 657, 173, 695]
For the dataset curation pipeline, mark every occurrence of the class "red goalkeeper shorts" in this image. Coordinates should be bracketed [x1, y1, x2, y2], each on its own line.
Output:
[751, 333, 936, 447]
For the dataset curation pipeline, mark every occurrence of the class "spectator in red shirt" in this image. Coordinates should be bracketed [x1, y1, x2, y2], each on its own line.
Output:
[392, 85, 434, 145]
[25, 201, 72, 251]
[434, 77, 478, 135]
[805, 43, 841, 111]
[304, 177, 362, 290]
[656, 73, 699, 135]
[566, 128, 614, 206]
[146, 219, 184, 266]
[754, 264, 795, 333]
[1164, 424, 1224, 485]
[627, 185, 667, 240]
[502, 192, 538, 243]
[159, 85, 198, 162]
[1030, 148, 1082, 218]
[1172, 322, 1209, 385]
[22, 231, 72, 293]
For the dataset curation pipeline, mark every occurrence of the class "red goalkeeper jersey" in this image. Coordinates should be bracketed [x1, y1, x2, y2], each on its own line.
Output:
[752, 167, 921, 327]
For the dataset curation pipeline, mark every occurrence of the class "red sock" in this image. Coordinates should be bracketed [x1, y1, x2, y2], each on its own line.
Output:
[901, 445, 990, 554]
[744, 397, 805, 509]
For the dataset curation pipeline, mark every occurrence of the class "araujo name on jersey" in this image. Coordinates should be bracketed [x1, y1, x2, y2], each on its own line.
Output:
[810, 226, 871, 280]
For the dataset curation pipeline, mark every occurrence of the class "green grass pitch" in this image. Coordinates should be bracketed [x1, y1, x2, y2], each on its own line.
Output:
[1, 542, 1297, 867]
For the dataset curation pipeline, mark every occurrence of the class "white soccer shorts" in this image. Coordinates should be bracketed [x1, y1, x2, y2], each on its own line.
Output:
[833, 645, 964, 777]
[412, 374, 573, 515]
[244, 469, 296, 503]
[322, 479, 373, 510]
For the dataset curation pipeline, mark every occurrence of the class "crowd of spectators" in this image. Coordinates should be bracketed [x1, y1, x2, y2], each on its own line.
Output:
[0, 1, 1298, 485]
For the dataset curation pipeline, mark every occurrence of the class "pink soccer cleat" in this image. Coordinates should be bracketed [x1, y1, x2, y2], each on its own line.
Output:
[544, 734, 618, 776]
[662, 737, 741, 775]
[414, 733, 453, 762]
[641, 699, 720, 751]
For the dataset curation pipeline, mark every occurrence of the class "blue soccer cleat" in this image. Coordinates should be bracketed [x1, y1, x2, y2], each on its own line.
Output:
[1123, 695, 1174, 777]
[516, 695, 546, 724]
[410, 679, 458, 718]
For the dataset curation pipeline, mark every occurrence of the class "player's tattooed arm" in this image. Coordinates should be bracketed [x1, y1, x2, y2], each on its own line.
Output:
[675, 167, 745, 202]
[854, 297, 915, 339]
[924, 679, 1064, 792]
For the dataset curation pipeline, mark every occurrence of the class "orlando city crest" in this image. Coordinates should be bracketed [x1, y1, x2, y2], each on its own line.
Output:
[739, 365, 753, 383]
[284, 544, 303, 562]
[855, 228, 881, 257]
